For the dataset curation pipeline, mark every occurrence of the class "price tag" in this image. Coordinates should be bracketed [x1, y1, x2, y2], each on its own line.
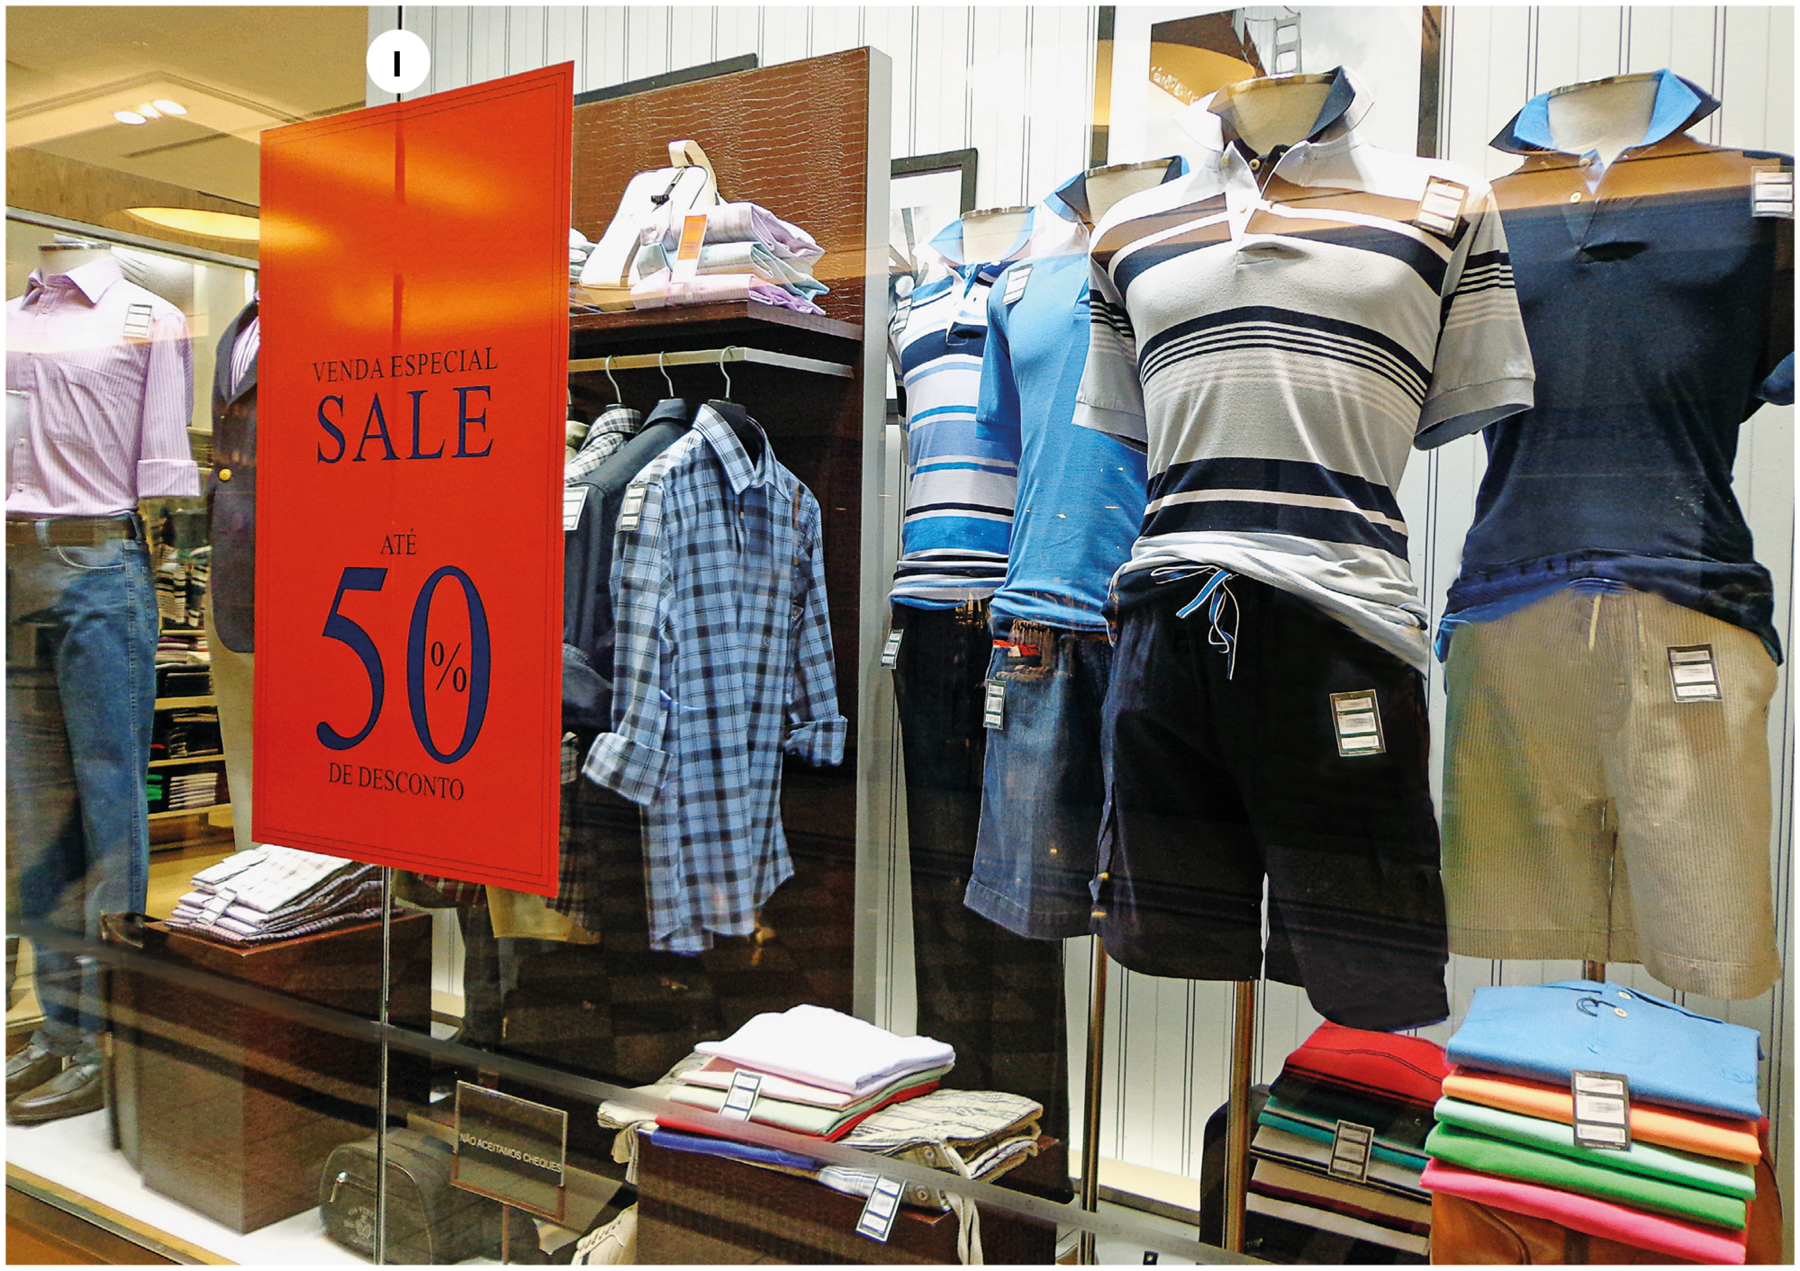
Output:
[982, 679, 1006, 730]
[122, 302, 155, 341]
[562, 486, 587, 531]
[618, 483, 648, 532]
[880, 628, 903, 668]
[720, 1069, 762, 1122]
[855, 1176, 905, 1243]
[1668, 645, 1722, 701]
[1327, 1120, 1374, 1182]
[671, 211, 708, 282]
[1571, 1070, 1632, 1149]
[1002, 263, 1033, 305]
[1330, 690, 1384, 756]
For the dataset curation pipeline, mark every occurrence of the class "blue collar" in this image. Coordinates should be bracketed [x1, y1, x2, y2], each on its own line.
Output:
[1492, 69, 1719, 155]
[928, 209, 1038, 274]
[694, 402, 770, 493]
[1047, 156, 1190, 228]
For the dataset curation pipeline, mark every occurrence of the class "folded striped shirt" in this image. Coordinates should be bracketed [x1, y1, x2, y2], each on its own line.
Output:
[1251, 1125, 1427, 1199]
[1247, 1193, 1429, 1256]
[1251, 1157, 1431, 1233]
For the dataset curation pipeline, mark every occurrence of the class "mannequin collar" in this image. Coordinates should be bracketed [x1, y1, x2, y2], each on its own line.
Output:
[26, 255, 124, 306]
[1048, 156, 1190, 228]
[1492, 69, 1719, 155]
[1200, 66, 1371, 155]
[928, 208, 1038, 272]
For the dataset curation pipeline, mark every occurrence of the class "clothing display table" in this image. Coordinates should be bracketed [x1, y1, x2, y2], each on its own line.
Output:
[109, 913, 431, 1233]
[635, 1133, 1065, 1264]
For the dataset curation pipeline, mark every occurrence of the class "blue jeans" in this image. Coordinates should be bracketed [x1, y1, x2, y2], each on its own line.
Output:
[6, 527, 156, 1062]
[966, 622, 1111, 940]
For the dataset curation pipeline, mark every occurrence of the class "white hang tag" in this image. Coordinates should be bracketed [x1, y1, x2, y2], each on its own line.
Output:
[1751, 168, 1793, 219]
[1327, 1120, 1374, 1182]
[1002, 263, 1032, 305]
[1415, 177, 1468, 237]
[617, 483, 648, 532]
[720, 1069, 761, 1121]
[880, 628, 903, 669]
[982, 679, 1006, 730]
[855, 1176, 905, 1243]
[562, 486, 587, 531]
[1571, 1070, 1632, 1149]
[123, 303, 155, 341]
[1330, 689, 1384, 756]
[1668, 645, 1722, 701]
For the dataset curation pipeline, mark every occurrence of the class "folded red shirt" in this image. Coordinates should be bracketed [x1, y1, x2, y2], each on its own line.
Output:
[1282, 1022, 1450, 1109]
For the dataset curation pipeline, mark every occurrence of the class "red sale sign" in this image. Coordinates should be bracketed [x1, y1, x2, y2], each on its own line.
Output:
[254, 66, 572, 893]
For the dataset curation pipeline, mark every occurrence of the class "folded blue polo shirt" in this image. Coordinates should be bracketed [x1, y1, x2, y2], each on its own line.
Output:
[1442, 70, 1793, 662]
[1446, 980, 1763, 1120]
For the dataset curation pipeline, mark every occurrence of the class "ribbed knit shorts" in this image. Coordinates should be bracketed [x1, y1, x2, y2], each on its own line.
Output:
[1441, 586, 1780, 999]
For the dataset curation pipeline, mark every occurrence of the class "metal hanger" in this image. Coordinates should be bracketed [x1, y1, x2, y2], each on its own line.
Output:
[716, 346, 736, 401]
[602, 355, 622, 405]
[656, 350, 674, 397]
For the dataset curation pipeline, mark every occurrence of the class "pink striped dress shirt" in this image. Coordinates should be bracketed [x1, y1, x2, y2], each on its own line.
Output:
[6, 256, 199, 517]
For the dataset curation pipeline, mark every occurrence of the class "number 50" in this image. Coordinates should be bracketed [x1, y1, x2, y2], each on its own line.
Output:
[316, 565, 492, 763]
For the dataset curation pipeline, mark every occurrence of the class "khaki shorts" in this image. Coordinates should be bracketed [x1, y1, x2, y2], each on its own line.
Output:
[1441, 586, 1780, 999]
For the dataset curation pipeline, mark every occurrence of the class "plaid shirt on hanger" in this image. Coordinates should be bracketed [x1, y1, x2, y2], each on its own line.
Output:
[582, 403, 846, 954]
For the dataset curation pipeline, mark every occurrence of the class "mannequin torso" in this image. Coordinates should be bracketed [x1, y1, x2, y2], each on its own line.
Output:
[1545, 74, 1659, 166]
[1084, 160, 1178, 226]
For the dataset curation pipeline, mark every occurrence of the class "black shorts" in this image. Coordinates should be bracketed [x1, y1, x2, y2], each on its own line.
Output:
[1097, 573, 1448, 1031]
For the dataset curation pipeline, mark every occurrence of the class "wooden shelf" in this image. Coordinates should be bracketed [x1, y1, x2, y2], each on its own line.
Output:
[149, 754, 224, 769]
[155, 695, 216, 709]
[149, 806, 222, 821]
[570, 299, 861, 343]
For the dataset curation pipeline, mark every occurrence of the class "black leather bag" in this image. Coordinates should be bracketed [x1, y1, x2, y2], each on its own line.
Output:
[319, 1129, 502, 1264]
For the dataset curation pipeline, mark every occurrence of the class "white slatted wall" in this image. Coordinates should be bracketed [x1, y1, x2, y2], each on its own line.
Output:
[379, 5, 1794, 1212]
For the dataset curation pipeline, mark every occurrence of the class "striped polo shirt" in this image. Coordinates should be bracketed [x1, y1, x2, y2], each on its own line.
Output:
[1078, 69, 1535, 669]
[887, 214, 1042, 608]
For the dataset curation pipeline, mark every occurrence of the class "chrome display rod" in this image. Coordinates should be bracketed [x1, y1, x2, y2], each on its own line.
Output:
[374, 866, 393, 1265]
[1222, 979, 1257, 1254]
[569, 345, 853, 379]
[1079, 939, 1110, 1264]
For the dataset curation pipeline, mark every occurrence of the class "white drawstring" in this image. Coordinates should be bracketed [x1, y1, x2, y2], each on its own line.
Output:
[1176, 568, 1240, 679]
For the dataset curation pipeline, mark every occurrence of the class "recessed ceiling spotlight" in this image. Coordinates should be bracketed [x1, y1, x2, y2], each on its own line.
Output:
[114, 110, 147, 125]
[136, 103, 162, 119]
[152, 99, 187, 116]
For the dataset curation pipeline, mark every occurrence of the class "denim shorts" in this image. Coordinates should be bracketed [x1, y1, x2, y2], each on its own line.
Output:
[1097, 573, 1448, 1032]
[966, 621, 1111, 940]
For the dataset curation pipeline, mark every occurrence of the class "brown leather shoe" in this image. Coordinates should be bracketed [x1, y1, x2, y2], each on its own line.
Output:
[7, 1060, 102, 1124]
[5, 1044, 63, 1100]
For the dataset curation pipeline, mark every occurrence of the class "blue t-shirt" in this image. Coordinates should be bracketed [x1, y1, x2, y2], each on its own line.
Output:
[983, 167, 1194, 633]
[1443, 71, 1793, 662]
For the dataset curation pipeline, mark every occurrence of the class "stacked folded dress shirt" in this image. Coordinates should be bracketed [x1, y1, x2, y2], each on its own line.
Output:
[1248, 1022, 1449, 1263]
[166, 845, 385, 943]
[630, 202, 829, 315]
[1423, 980, 1764, 1264]
[655, 1004, 954, 1142]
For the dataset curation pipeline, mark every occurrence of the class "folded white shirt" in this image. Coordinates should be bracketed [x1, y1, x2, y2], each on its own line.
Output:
[693, 1004, 954, 1096]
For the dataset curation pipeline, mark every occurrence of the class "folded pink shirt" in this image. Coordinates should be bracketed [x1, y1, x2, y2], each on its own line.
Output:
[1421, 1159, 1749, 1264]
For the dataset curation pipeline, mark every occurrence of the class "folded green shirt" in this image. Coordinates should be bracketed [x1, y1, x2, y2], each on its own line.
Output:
[1434, 1097, 1754, 1200]
[1259, 1107, 1428, 1172]
[1425, 1123, 1746, 1230]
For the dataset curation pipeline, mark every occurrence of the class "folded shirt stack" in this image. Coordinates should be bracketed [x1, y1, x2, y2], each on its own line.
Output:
[651, 1004, 953, 1143]
[1248, 1022, 1449, 1264]
[1423, 980, 1765, 1264]
[166, 845, 385, 944]
[630, 202, 828, 315]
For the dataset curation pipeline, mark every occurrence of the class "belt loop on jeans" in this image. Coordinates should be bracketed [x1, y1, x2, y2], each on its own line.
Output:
[1176, 568, 1240, 679]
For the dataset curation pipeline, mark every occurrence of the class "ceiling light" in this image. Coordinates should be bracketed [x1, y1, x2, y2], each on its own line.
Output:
[114, 110, 147, 125]
[151, 99, 187, 116]
[125, 208, 260, 242]
[136, 103, 162, 119]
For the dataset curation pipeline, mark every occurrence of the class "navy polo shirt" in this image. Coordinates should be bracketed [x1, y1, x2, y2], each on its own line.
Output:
[1443, 71, 1794, 661]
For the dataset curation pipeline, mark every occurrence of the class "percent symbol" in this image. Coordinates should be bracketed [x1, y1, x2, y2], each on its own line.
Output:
[430, 640, 468, 692]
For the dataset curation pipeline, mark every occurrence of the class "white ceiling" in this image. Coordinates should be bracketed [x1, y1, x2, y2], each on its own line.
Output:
[6, 6, 368, 205]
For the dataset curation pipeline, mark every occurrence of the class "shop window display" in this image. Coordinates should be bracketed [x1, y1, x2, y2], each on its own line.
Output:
[3, 5, 1791, 1266]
